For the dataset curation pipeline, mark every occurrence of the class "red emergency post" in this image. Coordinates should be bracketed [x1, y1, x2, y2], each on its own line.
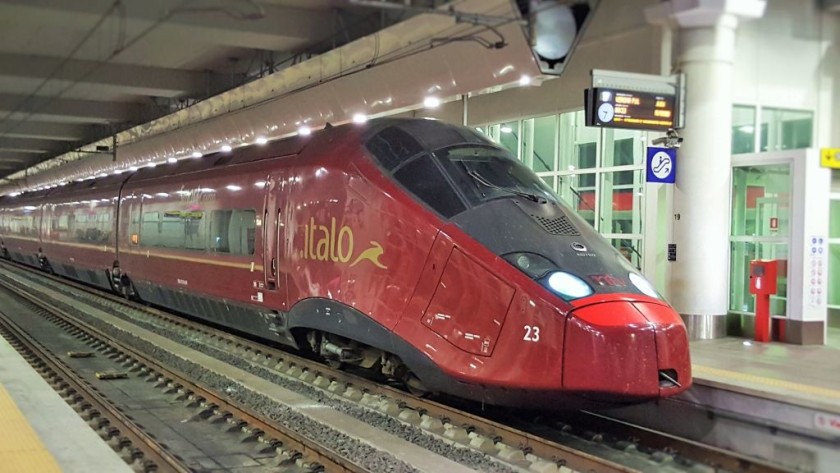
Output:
[749, 260, 778, 342]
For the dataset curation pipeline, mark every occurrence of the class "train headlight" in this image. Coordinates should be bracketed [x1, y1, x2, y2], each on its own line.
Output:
[629, 272, 661, 299]
[503, 253, 593, 301]
[502, 252, 556, 279]
[544, 271, 593, 301]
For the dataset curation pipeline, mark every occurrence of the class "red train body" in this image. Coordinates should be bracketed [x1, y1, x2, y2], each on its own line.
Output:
[0, 119, 691, 407]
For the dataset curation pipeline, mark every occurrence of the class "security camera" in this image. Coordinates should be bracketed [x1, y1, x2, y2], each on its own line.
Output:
[651, 128, 683, 149]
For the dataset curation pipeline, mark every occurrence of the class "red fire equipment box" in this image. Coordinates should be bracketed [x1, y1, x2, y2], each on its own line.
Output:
[749, 260, 778, 295]
[749, 259, 778, 342]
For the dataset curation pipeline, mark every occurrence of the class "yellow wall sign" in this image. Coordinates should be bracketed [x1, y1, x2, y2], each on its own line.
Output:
[821, 148, 840, 169]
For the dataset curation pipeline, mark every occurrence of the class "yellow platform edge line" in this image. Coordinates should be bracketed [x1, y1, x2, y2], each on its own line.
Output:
[694, 365, 840, 400]
[0, 385, 61, 473]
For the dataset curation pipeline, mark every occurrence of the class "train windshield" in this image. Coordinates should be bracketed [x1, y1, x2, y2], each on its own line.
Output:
[434, 145, 560, 207]
[365, 125, 568, 218]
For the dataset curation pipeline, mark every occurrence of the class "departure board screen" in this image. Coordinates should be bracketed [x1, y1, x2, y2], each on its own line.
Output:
[585, 87, 676, 131]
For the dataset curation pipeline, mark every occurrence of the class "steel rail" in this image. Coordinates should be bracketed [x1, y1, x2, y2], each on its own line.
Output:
[574, 410, 792, 473]
[1, 276, 370, 473]
[0, 307, 191, 473]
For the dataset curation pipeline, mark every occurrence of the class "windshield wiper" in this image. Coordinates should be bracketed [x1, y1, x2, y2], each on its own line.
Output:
[466, 170, 546, 203]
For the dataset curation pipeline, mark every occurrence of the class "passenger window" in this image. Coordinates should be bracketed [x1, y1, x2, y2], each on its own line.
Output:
[209, 209, 256, 255]
[71, 209, 110, 243]
[393, 155, 466, 218]
[140, 210, 206, 250]
[366, 127, 424, 171]
[182, 211, 205, 250]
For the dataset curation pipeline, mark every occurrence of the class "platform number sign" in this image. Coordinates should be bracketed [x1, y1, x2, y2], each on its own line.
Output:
[646, 147, 677, 184]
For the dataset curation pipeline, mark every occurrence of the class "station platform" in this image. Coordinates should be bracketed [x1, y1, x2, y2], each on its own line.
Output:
[689, 328, 840, 416]
[0, 336, 131, 473]
[602, 329, 840, 472]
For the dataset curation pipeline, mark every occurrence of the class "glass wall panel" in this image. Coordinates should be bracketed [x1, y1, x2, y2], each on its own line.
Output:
[600, 170, 643, 236]
[523, 115, 557, 172]
[540, 175, 556, 191]
[830, 200, 840, 239]
[829, 244, 840, 308]
[611, 238, 642, 269]
[498, 121, 519, 157]
[729, 241, 788, 315]
[559, 111, 598, 171]
[760, 108, 813, 152]
[603, 129, 644, 167]
[831, 199, 840, 308]
[732, 105, 756, 154]
[730, 164, 791, 316]
[731, 165, 791, 237]
[557, 173, 596, 228]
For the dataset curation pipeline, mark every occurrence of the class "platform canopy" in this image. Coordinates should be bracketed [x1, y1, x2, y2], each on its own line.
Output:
[0, 0, 595, 195]
[0, 0, 416, 179]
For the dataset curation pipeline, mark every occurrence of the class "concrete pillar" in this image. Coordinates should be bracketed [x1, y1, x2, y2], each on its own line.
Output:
[647, 1, 766, 339]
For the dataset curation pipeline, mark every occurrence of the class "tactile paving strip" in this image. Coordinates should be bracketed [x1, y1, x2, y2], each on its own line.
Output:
[695, 365, 840, 400]
[0, 384, 61, 473]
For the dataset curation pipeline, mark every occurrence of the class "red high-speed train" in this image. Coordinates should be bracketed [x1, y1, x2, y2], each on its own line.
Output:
[0, 118, 691, 406]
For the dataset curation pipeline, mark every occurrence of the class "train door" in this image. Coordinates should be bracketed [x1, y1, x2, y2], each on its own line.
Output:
[124, 192, 141, 252]
[262, 173, 289, 310]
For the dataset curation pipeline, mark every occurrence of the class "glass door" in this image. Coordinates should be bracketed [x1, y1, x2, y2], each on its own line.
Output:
[829, 196, 840, 323]
[730, 164, 791, 316]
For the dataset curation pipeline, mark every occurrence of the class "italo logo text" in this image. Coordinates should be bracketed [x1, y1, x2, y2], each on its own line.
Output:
[301, 217, 387, 269]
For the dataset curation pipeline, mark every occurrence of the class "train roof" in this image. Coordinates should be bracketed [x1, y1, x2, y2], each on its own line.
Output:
[0, 118, 493, 206]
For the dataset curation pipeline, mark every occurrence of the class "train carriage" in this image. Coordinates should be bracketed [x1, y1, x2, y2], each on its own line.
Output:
[0, 118, 692, 408]
[38, 179, 122, 290]
[0, 190, 53, 270]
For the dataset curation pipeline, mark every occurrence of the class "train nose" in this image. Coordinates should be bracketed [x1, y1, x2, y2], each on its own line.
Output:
[562, 299, 691, 399]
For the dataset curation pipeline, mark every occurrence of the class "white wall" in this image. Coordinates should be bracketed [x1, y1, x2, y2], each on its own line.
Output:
[733, 0, 839, 146]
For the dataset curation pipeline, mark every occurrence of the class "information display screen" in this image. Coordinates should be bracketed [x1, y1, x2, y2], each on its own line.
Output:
[585, 87, 677, 131]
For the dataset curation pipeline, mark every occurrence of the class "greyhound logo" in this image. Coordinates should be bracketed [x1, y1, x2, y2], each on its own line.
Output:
[350, 241, 387, 269]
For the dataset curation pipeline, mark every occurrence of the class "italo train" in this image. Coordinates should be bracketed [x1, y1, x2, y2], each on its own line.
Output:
[0, 118, 691, 406]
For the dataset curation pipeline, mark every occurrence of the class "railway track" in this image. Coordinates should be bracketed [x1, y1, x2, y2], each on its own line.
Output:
[0, 260, 794, 473]
[0, 310, 192, 473]
[0, 268, 380, 473]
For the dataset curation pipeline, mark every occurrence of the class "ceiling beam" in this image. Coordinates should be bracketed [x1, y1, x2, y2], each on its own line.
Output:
[0, 52, 217, 97]
[0, 93, 141, 124]
[0, 0, 334, 52]
[0, 151, 45, 164]
[0, 121, 91, 141]
[0, 163, 27, 172]
[0, 137, 69, 154]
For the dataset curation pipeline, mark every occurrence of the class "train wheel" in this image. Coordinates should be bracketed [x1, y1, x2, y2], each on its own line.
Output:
[120, 276, 139, 301]
[403, 372, 430, 397]
[325, 359, 344, 370]
[106, 269, 119, 294]
[39, 257, 54, 275]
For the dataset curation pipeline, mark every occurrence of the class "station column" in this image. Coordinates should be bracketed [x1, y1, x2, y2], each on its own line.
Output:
[646, 1, 766, 339]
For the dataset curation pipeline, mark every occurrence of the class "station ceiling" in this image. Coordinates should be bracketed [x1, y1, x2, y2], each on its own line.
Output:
[0, 0, 424, 180]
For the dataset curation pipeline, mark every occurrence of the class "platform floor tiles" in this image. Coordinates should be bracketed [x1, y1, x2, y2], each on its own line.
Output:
[0, 336, 131, 473]
[690, 327, 840, 413]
